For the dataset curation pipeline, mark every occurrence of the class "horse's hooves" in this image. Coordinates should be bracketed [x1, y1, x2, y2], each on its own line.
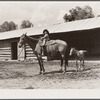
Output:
[39, 70, 45, 75]
[59, 69, 63, 72]
[62, 71, 66, 74]
[76, 70, 78, 72]
[83, 69, 85, 71]
[39, 72, 42, 75]
[60, 70, 63, 73]
[42, 72, 45, 75]
[42, 70, 45, 75]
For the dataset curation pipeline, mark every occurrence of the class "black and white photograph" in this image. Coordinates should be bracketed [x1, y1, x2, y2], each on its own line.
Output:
[0, 1, 100, 92]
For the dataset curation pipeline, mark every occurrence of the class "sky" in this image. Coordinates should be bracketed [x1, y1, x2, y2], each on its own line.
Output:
[0, 1, 100, 27]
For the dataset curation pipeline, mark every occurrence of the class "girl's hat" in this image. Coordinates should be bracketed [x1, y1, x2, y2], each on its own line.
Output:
[43, 29, 49, 34]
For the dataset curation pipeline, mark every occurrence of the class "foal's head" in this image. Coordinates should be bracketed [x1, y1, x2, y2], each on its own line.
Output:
[69, 47, 76, 56]
[18, 33, 27, 48]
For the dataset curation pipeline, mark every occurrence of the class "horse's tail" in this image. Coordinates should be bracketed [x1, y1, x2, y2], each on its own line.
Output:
[82, 50, 87, 53]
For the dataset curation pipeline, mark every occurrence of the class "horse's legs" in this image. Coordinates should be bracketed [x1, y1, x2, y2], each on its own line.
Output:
[64, 48, 69, 73]
[39, 55, 45, 73]
[61, 54, 67, 73]
[38, 54, 45, 74]
[60, 57, 63, 72]
[37, 57, 43, 74]
[76, 59, 78, 72]
[35, 53, 45, 74]
[65, 55, 69, 73]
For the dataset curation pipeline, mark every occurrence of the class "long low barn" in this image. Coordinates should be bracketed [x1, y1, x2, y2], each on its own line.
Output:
[0, 17, 100, 60]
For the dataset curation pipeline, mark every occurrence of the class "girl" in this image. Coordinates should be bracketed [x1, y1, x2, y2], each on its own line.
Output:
[41, 29, 50, 46]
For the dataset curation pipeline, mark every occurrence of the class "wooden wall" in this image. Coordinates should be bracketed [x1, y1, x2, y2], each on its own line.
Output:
[0, 41, 11, 60]
[25, 43, 35, 60]
[0, 38, 26, 61]
[0, 37, 34, 61]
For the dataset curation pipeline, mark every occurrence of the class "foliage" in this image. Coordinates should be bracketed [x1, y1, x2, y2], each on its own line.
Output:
[0, 21, 17, 32]
[63, 5, 94, 22]
[20, 20, 33, 29]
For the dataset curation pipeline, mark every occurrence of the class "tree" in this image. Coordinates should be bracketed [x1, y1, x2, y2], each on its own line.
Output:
[63, 5, 94, 22]
[0, 21, 17, 32]
[83, 5, 94, 19]
[20, 20, 33, 29]
[1, 21, 10, 32]
[9, 21, 18, 30]
[63, 14, 74, 22]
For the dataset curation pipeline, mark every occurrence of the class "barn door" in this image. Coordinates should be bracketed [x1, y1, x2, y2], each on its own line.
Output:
[11, 42, 18, 60]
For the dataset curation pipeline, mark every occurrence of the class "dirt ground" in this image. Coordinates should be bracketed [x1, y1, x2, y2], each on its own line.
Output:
[0, 60, 100, 89]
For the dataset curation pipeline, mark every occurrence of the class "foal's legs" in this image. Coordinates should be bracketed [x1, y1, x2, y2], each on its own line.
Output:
[82, 59, 85, 71]
[79, 58, 85, 71]
[82, 55, 85, 71]
[81, 56, 85, 71]
[79, 59, 82, 71]
[76, 59, 78, 72]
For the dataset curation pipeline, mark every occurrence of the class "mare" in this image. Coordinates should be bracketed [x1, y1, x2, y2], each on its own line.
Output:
[18, 33, 69, 74]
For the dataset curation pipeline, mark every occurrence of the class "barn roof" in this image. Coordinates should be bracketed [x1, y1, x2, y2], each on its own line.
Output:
[0, 17, 100, 40]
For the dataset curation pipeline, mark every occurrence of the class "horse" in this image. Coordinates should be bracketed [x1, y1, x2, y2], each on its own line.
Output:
[69, 47, 87, 71]
[18, 33, 69, 74]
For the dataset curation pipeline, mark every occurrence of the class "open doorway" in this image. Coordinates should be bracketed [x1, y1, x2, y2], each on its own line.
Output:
[11, 42, 18, 60]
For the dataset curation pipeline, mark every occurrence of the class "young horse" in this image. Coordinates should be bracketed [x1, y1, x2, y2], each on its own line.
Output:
[69, 47, 87, 71]
[18, 33, 69, 74]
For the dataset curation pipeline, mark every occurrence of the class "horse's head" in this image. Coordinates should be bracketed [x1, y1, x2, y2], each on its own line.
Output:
[18, 33, 27, 48]
[69, 47, 75, 56]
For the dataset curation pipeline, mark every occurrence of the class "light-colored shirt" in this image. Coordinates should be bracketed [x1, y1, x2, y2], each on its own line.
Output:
[42, 34, 50, 41]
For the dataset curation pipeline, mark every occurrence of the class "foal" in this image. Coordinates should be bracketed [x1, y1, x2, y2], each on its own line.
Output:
[69, 47, 87, 71]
